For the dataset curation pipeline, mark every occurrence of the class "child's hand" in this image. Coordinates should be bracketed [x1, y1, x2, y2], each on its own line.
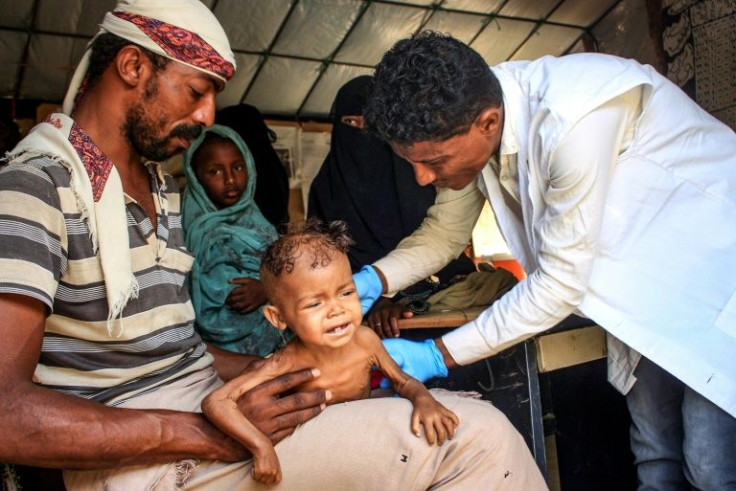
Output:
[411, 396, 460, 445]
[227, 278, 267, 314]
[251, 443, 282, 485]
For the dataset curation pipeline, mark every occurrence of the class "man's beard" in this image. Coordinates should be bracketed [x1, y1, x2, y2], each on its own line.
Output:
[123, 78, 203, 161]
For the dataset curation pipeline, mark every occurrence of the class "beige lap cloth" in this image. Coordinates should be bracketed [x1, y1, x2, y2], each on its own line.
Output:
[64, 367, 547, 490]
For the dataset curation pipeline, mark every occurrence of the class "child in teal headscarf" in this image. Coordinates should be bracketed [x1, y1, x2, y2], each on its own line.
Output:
[182, 124, 292, 356]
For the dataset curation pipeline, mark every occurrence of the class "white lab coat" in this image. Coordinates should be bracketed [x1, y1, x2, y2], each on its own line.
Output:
[374, 53, 736, 416]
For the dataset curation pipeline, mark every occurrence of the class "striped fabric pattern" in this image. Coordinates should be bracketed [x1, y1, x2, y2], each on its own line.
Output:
[0, 156, 212, 405]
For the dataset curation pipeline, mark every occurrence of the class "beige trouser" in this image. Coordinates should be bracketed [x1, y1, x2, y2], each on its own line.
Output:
[64, 368, 547, 490]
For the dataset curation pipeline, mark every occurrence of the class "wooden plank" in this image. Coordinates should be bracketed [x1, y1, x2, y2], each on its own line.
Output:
[395, 307, 486, 329]
[535, 325, 607, 373]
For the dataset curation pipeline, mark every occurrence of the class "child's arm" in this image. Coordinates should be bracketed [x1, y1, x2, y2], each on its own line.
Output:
[361, 328, 460, 445]
[201, 358, 288, 485]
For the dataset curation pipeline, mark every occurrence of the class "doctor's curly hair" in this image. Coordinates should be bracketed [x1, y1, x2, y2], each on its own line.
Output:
[364, 31, 503, 144]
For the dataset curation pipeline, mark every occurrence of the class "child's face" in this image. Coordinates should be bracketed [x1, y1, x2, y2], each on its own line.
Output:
[268, 251, 363, 350]
[194, 140, 248, 209]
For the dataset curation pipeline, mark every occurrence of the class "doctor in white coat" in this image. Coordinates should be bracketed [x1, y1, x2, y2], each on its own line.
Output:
[354, 32, 736, 490]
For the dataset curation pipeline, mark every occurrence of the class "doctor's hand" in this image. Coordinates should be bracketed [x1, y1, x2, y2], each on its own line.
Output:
[366, 297, 413, 338]
[352, 265, 383, 314]
[380, 338, 448, 388]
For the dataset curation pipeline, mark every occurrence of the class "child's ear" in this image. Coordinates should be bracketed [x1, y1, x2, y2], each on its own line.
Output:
[263, 304, 288, 330]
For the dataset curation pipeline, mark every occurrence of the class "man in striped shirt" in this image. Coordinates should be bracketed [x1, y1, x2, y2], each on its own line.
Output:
[0, 2, 546, 489]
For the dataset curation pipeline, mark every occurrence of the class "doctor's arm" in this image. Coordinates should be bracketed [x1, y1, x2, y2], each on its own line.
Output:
[392, 90, 640, 377]
[355, 182, 484, 337]
[354, 183, 484, 316]
[372, 182, 485, 296]
[440, 91, 640, 367]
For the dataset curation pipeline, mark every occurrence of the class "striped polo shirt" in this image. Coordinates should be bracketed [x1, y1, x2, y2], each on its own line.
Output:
[0, 155, 213, 405]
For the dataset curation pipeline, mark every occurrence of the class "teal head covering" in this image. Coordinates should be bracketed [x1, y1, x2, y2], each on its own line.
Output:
[182, 124, 290, 356]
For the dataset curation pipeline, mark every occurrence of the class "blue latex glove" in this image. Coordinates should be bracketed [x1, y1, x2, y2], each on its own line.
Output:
[380, 338, 448, 388]
[353, 265, 382, 314]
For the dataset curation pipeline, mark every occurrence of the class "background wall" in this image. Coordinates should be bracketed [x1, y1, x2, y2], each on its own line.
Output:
[661, 0, 735, 130]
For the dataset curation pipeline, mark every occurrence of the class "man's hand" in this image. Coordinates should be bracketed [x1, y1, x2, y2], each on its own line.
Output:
[227, 278, 267, 314]
[381, 339, 448, 387]
[237, 365, 331, 444]
[366, 297, 413, 338]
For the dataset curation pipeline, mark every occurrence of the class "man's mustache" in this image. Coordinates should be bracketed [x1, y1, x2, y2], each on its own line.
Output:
[169, 124, 204, 141]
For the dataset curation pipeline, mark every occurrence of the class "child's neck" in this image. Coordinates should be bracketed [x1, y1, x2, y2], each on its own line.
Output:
[293, 338, 354, 366]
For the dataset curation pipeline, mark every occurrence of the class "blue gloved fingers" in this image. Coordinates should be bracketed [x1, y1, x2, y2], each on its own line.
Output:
[382, 338, 448, 383]
[424, 338, 449, 379]
[352, 265, 383, 314]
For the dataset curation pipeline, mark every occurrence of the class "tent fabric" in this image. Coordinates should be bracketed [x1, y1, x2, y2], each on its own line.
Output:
[1, 0, 626, 119]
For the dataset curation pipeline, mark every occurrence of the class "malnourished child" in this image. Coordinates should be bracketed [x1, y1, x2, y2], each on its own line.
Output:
[202, 220, 459, 485]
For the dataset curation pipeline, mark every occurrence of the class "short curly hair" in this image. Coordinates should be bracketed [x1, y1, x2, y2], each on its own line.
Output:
[260, 219, 354, 299]
[365, 31, 503, 144]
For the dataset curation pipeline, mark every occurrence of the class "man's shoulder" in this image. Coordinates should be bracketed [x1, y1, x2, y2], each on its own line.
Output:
[501, 53, 650, 100]
[0, 154, 70, 198]
[2, 152, 69, 176]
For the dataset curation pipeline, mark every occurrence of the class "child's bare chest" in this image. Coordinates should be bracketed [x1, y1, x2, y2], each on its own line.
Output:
[297, 350, 377, 403]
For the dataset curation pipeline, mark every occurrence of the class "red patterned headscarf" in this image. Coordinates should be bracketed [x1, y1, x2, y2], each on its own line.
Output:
[63, 0, 236, 115]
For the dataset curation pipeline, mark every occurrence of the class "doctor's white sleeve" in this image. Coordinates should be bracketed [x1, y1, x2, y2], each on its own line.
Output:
[372, 182, 485, 296]
[443, 88, 642, 365]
